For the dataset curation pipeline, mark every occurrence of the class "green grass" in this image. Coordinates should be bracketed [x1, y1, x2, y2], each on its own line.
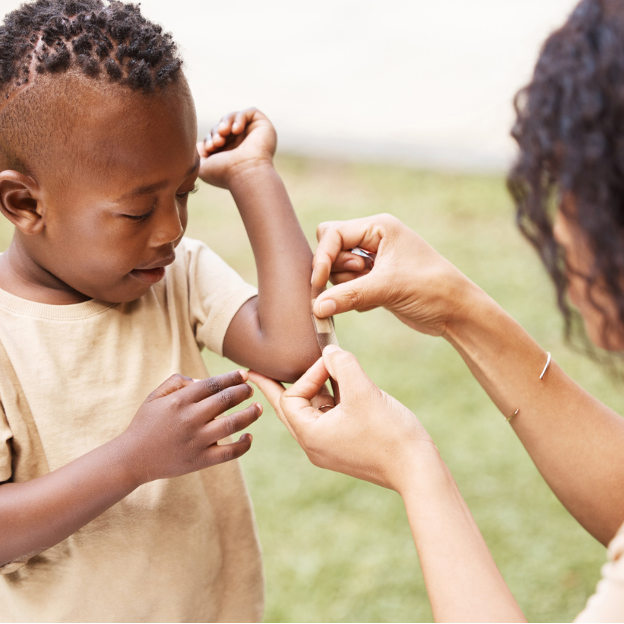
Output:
[1, 156, 619, 622]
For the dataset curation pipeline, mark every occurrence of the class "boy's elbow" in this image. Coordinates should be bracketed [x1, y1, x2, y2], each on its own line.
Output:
[266, 335, 321, 383]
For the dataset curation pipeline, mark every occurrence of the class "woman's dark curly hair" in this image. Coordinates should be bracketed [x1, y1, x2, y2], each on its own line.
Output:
[0, 0, 182, 96]
[508, 0, 624, 351]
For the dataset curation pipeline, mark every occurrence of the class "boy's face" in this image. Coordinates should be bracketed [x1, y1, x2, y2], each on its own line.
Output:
[18, 77, 199, 304]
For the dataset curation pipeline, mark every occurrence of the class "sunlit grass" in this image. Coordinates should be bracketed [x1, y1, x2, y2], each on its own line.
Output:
[0, 155, 617, 622]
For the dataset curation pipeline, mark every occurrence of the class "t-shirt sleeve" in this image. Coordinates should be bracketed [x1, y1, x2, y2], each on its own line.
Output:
[183, 238, 258, 356]
[575, 524, 624, 622]
[0, 401, 12, 483]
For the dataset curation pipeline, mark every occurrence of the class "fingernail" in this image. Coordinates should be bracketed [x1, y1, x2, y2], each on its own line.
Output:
[323, 345, 341, 355]
[238, 369, 249, 381]
[219, 121, 227, 130]
[311, 262, 329, 286]
[256, 402, 263, 414]
[241, 433, 252, 443]
[319, 299, 336, 317]
[345, 259, 361, 271]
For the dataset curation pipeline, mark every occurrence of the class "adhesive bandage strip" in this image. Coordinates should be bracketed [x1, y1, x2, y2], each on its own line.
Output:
[311, 284, 339, 350]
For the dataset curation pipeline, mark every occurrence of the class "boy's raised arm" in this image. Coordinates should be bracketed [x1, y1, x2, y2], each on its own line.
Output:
[198, 109, 321, 382]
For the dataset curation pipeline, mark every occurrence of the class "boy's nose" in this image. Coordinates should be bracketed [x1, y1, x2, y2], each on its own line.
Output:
[154, 204, 184, 246]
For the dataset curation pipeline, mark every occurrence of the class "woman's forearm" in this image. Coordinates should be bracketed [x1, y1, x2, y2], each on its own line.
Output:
[402, 450, 525, 622]
[445, 283, 624, 545]
[223, 163, 320, 380]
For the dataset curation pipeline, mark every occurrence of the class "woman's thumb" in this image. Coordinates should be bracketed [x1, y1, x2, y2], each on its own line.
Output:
[321, 346, 376, 399]
[313, 273, 380, 317]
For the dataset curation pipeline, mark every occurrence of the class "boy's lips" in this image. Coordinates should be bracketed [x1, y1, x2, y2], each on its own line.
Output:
[129, 255, 175, 285]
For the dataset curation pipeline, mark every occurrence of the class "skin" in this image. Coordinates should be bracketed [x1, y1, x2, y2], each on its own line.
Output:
[0, 73, 319, 566]
[251, 211, 624, 622]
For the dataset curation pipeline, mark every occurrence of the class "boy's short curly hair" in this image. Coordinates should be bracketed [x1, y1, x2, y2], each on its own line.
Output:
[0, 0, 182, 97]
[508, 0, 624, 349]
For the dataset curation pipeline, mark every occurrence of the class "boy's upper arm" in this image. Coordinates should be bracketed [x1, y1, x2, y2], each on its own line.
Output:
[183, 238, 257, 357]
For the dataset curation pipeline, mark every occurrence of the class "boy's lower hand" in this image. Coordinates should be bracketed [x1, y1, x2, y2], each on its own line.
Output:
[249, 346, 435, 495]
[117, 370, 262, 486]
[197, 108, 277, 189]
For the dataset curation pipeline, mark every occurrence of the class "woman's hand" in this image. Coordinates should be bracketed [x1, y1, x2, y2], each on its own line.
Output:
[248, 345, 437, 494]
[197, 107, 277, 189]
[311, 213, 479, 337]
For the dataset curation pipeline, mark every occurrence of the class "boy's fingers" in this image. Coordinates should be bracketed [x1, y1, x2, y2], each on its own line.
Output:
[232, 108, 256, 134]
[198, 383, 254, 420]
[147, 373, 194, 401]
[183, 370, 249, 403]
[204, 433, 253, 465]
[217, 112, 235, 135]
[204, 403, 262, 445]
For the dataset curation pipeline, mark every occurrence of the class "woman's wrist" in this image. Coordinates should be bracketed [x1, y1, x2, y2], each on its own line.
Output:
[392, 438, 448, 499]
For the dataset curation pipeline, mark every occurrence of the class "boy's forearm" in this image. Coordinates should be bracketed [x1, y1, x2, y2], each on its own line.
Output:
[0, 436, 139, 567]
[223, 163, 320, 380]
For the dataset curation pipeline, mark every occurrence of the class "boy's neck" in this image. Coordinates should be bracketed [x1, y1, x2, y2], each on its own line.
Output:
[0, 241, 90, 305]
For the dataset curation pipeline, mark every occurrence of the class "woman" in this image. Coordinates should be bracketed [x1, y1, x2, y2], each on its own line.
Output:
[251, 0, 624, 621]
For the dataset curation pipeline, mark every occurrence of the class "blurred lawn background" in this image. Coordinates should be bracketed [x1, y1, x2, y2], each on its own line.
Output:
[0, 156, 617, 622]
[190, 155, 618, 623]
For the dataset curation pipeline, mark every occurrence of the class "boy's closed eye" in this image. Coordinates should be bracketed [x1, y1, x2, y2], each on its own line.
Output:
[122, 185, 198, 222]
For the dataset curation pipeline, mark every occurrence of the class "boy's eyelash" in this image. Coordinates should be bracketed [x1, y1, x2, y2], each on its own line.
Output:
[177, 184, 199, 199]
[125, 207, 155, 222]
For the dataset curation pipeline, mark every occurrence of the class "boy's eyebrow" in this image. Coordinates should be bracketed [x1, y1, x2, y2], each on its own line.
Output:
[115, 156, 201, 202]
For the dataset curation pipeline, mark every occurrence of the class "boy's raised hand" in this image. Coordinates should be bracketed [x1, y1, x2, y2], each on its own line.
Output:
[197, 108, 277, 189]
[118, 370, 262, 485]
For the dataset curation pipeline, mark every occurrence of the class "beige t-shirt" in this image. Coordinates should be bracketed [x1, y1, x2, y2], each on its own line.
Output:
[0, 237, 263, 622]
[576, 521, 624, 622]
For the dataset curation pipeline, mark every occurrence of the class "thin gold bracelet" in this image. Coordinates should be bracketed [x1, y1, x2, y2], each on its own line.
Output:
[506, 351, 551, 423]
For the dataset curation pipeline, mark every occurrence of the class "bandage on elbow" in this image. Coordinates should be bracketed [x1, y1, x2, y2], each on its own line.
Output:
[311, 284, 339, 349]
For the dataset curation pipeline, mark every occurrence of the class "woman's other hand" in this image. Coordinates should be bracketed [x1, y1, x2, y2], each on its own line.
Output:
[311, 213, 480, 337]
[248, 345, 437, 494]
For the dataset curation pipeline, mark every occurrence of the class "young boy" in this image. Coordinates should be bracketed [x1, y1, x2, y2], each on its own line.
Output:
[0, 1, 320, 621]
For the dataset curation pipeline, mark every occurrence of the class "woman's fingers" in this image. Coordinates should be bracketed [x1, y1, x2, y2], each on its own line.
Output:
[313, 271, 381, 317]
[247, 371, 297, 438]
[321, 345, 375, 401]
[312, 217, 387, 288]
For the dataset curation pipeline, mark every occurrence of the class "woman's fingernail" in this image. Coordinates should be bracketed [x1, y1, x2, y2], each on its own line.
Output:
[319, 299, 337, 317]
[323, 345, 341, 355]
[345, 259, 361, 271]
[256, 403, 264, 414]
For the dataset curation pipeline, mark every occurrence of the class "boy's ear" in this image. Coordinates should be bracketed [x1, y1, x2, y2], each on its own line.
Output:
[0, 170, 43, 235]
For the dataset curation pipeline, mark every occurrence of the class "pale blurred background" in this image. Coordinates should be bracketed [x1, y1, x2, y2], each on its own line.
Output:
[3, 2, 613, 623]
[0, 0, 576, 170]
